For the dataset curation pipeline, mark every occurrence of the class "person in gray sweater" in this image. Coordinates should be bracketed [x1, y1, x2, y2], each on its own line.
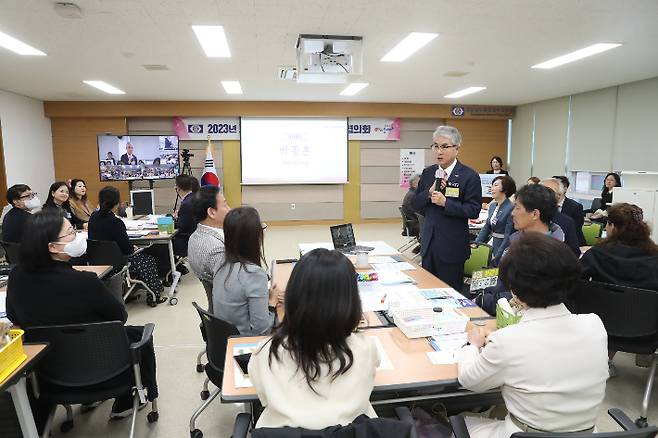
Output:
[213, 206, 280, 335]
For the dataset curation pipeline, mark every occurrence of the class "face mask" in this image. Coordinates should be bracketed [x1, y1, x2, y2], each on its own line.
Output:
[55, 233, 87, 258]
[23, 196, 41, 210]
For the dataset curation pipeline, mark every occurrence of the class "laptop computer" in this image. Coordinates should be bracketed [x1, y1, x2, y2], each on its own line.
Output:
[330, 223, 374, 254]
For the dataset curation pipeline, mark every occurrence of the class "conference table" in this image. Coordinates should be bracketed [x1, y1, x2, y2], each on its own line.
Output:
[0, 264, 112, 294]
[221, 243, 498, 417]
[125, 218, 181, 305]
[1, 343, 49, 438]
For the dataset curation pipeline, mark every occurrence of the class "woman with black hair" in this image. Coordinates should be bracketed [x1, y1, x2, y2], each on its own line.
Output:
[213, 206, 280, 335]
[601, 172, 622, 209]
[248, 248, 380, 429]
[88, 186, 166, 305]
[458, 233, 608, 437]
[486, 156, 508, 175]
[42, 181, 84, 229]
[6, 209, 159, 418]
[69, 178, 93, 224]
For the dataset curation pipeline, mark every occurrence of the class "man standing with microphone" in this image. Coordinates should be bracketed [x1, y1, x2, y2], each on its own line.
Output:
[412, 125, 482, 291]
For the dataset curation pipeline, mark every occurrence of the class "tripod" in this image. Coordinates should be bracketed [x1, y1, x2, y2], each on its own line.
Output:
[172, 156, 193, 213]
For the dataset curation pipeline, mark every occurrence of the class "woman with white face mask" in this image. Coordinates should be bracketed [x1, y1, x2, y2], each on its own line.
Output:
[6, 209, 160, 419]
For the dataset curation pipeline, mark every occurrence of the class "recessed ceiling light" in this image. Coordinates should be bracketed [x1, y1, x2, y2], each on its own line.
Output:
[221, 81, 242, 94]
[340, 83, 369, 96]
[381, 32, 438, 62]
[192, 25, 231, 58]
[0, 30, 46, 56]
[444, 86, 486, 99]
[531, 43, 622, 69]
[82, 80, 126, 95]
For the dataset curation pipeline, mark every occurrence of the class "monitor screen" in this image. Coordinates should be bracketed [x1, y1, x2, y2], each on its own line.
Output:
[98, 135, 179, 181]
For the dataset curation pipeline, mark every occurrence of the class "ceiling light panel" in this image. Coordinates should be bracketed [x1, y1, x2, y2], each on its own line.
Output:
[531, 43, 622, 69]
[221, 81, 243, 94]
[340, 82, 369, 96]
[381, 32, 438, 62]
[192, 25, 231, 58]
[444, 86, 486, 98]
[0, 31, 46, 56]
[83, 80, 125, 94]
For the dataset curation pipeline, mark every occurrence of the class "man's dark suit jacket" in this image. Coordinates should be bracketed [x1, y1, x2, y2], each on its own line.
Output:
[120, 153, 138, 165]
[411, 161, 482, 263]
[561, 197, 585, 246]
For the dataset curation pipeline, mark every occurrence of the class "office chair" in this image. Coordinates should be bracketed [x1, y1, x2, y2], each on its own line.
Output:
[591, 197, 603, 212]
[190, 302, 240, 438]
[398, 207, 420, 253]
[86, 239, 158, 307]
[582, 222, 603, 246]
[0, 240, 21, 264]
[575, 280, 658, 427]
[25, 321, 159, 438]
[195, 280, 214, 373]
[450, 408, 658, 437]
[232, 407, 417, 438]
[463, 243, 493, 278]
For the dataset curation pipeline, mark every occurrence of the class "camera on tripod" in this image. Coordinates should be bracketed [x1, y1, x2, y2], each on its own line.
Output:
[181, 148, 194, 161]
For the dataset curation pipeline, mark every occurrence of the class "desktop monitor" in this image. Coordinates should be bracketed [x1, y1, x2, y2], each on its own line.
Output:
[130, 190, 155, 216]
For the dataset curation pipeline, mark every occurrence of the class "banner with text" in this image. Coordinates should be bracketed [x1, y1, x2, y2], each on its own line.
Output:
[400, 149, 425, 188]
[173, 117, 240, 140]
[348, 118, 401, 141]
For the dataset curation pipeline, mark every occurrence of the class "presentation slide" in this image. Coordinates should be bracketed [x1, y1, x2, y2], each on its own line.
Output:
[241, 117, 348, 184]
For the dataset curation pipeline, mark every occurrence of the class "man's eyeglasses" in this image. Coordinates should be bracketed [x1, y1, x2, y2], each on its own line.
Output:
[430, 143, 458, 151]
[19, 192, 37, 200]
[57, 228, 76, 240]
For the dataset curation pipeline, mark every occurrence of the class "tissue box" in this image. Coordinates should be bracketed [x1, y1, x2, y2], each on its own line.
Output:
[157, 216, 174, 234]
[391, 307, 469, 338]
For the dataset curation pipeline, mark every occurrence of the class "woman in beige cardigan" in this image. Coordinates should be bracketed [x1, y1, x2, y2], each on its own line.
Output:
[69, 178, 93, 224]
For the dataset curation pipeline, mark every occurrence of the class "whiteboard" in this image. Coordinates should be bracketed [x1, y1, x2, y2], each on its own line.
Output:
[240, 117, 348, 185]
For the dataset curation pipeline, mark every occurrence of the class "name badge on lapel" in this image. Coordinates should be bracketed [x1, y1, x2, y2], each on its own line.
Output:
[446, 187, 459, 198]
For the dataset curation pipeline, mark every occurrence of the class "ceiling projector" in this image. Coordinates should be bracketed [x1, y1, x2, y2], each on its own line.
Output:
[294, 34, 363, 84]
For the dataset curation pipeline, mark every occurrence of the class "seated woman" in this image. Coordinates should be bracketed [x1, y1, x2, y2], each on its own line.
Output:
[6, 210, 159, 418]
[459, 233, 608, 437]
[249, 248, 380, 429]
[69, 178, 93, 224]
[581, 203, 658, 290]
[88, 186, 166, 305]
[486, 156, 508, 175]
[476, 175, 516, 262]
[42, 181, 84, 230]
[213, 206, 279, 335]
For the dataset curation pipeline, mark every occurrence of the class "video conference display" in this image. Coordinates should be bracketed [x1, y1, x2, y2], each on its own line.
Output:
[98, 135, 179, 181]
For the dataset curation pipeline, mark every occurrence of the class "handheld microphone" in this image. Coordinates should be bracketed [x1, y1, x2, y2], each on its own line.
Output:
[434, 168, 446, 194]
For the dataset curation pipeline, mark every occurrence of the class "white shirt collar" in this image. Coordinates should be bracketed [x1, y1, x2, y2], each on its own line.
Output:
[440, 159, 458, 179]
[520, 303, 571, 323]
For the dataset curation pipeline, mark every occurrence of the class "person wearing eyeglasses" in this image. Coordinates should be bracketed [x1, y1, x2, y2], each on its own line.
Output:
[411, 125, 482, 291]
[2, 184, 42, 243]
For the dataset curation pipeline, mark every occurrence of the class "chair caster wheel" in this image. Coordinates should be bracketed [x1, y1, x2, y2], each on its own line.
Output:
[147, 300, 157, 308]
[196, 363, 204, 373]
[169, 297, 178, 305]
[60, 419, 74, 433]
[636, 417, 648, 428]
[147, 411, 159, 423]
[191, 429, 203, 438]
[200, 390, 210, 400]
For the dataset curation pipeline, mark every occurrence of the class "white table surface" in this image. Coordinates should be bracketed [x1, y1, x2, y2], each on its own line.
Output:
[299, 241, 400, 256]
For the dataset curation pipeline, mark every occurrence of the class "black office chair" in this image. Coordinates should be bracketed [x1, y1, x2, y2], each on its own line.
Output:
[190, 302, 240, 438]
[591, 197, 603, 212]
[86, 239, 157, 307]
[575, 280, 658, 427]
[232, 407, 417, 438]
[0, 240, 21, 264]
[195, 280, 214, 373]
[414, 213, 425, 262]
[25, 321, 159, 438]
[398, 207, 420, 253]
[450, 408, 658, 437]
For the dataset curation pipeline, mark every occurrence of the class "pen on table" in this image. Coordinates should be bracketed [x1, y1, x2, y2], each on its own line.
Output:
[380, 293, 387, 304]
